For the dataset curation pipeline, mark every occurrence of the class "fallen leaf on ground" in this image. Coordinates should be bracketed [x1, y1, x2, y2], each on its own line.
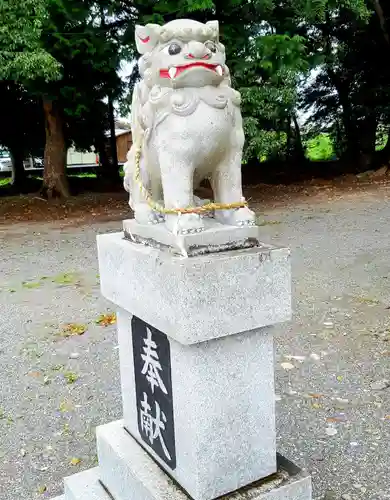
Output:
[22, 281, 42, 289]
[96, 312, 116, 327]
[64, 372, 79, 384]
[52, 272, 79, 285]
[37, 485, 47, 494]
[371, 379, 390, 390]
[70, 457, 81, 466]
[327, 417, 344, 423]
[281, 362, 295, 370]
[355, 296, 379, 305]
[62, 423, 71, 435]
[60, 323, 87, 337]
[284, 355, 306, 362]
[309, 393, 324, 399]
[337, 375, 343, 382]
[312, 403, 322, 409]
[51, 364, 65, 372]
[257, 220, 282, 226]
[59, 400, 74, 412]
[324, 321, 334, 328]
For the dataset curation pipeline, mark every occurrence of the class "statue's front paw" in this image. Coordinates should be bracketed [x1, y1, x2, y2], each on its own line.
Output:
[216, 207, 256, 227]
[165, 213, 205, 234]
[134, 205, 164, 225]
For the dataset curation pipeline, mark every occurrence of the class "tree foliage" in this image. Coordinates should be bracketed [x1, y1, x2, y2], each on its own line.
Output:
[0, 0, 60, 81]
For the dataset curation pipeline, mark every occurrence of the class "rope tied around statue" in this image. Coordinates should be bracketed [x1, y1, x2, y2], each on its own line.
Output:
[133, 146, 248, 216]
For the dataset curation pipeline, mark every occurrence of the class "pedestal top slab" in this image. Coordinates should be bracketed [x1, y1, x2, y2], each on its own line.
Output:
[97, 232, 291, 344]
[123, 219, 261, 257]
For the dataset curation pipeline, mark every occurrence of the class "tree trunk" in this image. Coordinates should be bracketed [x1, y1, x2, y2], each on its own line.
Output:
[9, 145, 26, 190]
[107, 96, 121, 184]
[333, 81, 359, 168]
[41, 98, 69, 198]
[96, 134, 112, 180]
[373, 0, 390, 45]
[356, 113, 377, 171]
[291, 113, 306, 162]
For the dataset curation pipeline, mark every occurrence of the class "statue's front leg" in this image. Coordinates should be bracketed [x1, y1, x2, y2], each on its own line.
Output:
[159, 151, 204, 234]
[212, 134, 255, 227]
[125, 147, 164, 225]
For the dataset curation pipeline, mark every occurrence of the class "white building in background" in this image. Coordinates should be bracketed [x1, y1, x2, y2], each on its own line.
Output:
[67, 147, 98, 167]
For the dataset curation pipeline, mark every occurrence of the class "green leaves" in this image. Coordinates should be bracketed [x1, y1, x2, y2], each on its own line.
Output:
[0, 0, 61, 81]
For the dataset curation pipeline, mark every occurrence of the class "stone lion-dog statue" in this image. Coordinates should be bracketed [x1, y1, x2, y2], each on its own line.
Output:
[124, 18, 255, 234]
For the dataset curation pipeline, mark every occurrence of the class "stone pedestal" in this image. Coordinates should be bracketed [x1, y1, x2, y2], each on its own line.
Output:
[118, 310, 276, 499]
[51, 224, 312, 500]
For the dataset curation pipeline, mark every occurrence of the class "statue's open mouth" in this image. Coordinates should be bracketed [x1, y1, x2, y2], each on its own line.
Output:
[160, 63, 223, 79]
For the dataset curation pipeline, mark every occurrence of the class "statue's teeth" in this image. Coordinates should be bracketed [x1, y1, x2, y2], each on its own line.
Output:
[169, 67, 177, 79]
[216, 65, 223, 76]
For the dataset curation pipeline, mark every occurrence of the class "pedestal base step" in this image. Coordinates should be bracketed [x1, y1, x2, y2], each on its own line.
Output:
[97, 420, 311, 500]
[63, 467, 111, 500]
[52, 420, 311, 500]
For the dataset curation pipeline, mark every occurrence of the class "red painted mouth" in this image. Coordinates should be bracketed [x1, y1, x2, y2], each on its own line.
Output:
[160, 62, 223, 79]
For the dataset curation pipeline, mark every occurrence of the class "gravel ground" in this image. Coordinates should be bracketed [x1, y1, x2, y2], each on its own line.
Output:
[0, 186, 389, 500]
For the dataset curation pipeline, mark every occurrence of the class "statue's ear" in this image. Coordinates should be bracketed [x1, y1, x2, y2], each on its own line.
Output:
[206, 20, 219, 41]
[135, 24, 161, 54]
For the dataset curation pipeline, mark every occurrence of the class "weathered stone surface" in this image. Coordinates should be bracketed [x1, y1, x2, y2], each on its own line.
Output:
[97, 232, 291, 344]
[63, 467, 110, 500]
[123, 19, 256, 234]
[117, 309, 276, 500]
[97, 420, 311, 500]
[123, 218, 261, 256]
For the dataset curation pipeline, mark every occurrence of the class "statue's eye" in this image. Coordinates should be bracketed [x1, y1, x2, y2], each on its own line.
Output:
[205, 41, 217, 53]
[168, 43, 182, 55]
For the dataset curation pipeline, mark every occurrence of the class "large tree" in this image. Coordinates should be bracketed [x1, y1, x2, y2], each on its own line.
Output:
[32, 0, 123, 197]
[301, 1, 390, 171]
[0, 0, 60, 188]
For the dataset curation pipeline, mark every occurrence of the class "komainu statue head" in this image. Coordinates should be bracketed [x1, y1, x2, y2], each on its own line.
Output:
[135, 19, 228, 89]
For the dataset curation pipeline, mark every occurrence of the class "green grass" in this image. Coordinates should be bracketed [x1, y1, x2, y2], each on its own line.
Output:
[68, 172, 96, 178]
[0, 177, 11, 187]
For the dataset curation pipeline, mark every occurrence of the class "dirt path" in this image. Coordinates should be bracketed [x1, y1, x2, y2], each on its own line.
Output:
[0, 184, 389, 499]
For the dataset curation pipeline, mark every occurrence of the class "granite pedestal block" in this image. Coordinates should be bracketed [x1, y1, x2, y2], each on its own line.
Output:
[97, 232, 291, 344]
[95, 420, 312, 500]
[117, 308, 276, 500]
